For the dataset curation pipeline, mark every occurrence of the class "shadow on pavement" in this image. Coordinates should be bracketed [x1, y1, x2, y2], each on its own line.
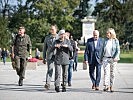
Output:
[0, 83, 44, 92]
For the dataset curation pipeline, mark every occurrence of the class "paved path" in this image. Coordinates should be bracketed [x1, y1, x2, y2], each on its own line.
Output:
[0, 62, 133, 100]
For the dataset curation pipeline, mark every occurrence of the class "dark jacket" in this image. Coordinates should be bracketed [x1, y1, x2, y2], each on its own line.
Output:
[52, 38, 73, 65]
[13, 34, 32, 58]
[69, 39, 76, 59]
[1, 50, 7, 58]
[84, 37, 104, 64]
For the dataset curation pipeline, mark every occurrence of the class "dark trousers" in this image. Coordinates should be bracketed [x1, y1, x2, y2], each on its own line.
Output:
[55, 64, 69, 87]
[2, 56, 6, 64]
[15, 56, 27, 79]
[89, 60, 102, 87]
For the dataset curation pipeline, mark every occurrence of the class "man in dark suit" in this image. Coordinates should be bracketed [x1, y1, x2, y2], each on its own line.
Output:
[84, 30, 104, 90]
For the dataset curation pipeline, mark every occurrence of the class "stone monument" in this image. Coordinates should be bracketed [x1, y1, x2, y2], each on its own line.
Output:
[79, 1, 96, 44]
[80, 16, 96, 44]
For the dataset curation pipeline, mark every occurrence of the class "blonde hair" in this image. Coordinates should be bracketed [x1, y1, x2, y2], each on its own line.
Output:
[107, 28, 116, 39]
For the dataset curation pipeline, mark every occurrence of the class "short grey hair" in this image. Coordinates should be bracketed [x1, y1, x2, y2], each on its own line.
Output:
[58, 29, 65, 36]
[93, 30, 99, 35]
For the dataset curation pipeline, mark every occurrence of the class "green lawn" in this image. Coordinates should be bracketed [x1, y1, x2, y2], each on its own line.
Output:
[78, 50, 133, 63]
[3, 50, 133, 63]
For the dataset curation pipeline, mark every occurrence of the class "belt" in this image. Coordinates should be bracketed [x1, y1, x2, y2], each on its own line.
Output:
[104, 56, 112, 58]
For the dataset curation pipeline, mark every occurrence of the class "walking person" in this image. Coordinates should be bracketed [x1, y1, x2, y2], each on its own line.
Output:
[52, 29, 73, 92]
[101, 28, 120, 92]
[84, 30, 104, 90]
[73, 40, 80, 71]
[65, 32, 76, 86]
[11, 26, 32, 86]
[43, 24, 58, 90]
[1, 48, 8, 65]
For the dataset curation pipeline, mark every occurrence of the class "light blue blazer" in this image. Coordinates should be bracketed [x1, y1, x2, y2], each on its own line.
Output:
[101, 38, 120, 60]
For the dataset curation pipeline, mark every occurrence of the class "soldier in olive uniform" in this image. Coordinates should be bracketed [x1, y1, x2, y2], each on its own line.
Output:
[51, 30, 73, 92]
[43, 24, 58, 90]
[11, 27, 32, 86]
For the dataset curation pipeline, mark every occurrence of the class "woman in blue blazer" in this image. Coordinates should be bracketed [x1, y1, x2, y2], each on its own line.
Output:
[101, 28, 120, 92]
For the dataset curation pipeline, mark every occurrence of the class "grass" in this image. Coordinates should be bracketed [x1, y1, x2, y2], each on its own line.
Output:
[3, 50, 133, 63]
[119, 51, 133, 63]
[78, 50, 133, 63]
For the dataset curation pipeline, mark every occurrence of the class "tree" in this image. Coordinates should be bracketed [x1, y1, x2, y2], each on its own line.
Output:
[0, 17, 10, 48]
[92, 0, 133, 45]
[8, 0, 80, 48]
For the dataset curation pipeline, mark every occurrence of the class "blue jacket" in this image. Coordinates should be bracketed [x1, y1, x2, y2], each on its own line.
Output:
[101, 38, 120, 60]
[84, 37, 104, 64]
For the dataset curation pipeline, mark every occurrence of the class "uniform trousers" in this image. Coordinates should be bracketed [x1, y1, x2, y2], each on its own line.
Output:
[15, 56, 27, 79]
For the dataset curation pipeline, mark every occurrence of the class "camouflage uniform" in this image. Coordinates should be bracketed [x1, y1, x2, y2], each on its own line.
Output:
[13, 34, 32, 79]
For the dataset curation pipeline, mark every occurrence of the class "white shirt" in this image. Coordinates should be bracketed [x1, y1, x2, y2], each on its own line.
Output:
[104, 39, 113, 57]
[94, 40, 98, 48]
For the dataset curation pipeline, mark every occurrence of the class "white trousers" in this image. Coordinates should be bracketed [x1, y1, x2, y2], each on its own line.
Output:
[102, 58, 117, 87]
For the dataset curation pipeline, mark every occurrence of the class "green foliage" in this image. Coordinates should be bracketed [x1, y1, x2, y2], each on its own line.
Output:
[93, 0, 133, 43]
[35, 43, 43, 52]
[7, 0, 80, 49]
[0, 17, 10, 48]
[34, 0, 80, 30]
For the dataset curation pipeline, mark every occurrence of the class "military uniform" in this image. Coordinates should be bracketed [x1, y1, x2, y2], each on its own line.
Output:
[13, 34, 32, 79]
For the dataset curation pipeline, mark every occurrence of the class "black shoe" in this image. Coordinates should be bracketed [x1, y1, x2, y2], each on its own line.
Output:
[62, 87, 66, 92]
[18, 79, 23, 86]
[55, 86, 60, 92]
[68, 82, 71, 87]
[44, 84, 50, 90]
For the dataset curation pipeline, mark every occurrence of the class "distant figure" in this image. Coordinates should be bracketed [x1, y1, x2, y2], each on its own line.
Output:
[121, 43, 125, 52]
[6, 49, 10, 57]
[35, 48, 40, 59]
[1, 48, 7, 65]
[125, 41, 130, 53]
[73, 40, 80, 71]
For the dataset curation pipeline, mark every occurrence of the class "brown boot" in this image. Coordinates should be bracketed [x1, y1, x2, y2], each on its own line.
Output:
[92, 84, 95, 89]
